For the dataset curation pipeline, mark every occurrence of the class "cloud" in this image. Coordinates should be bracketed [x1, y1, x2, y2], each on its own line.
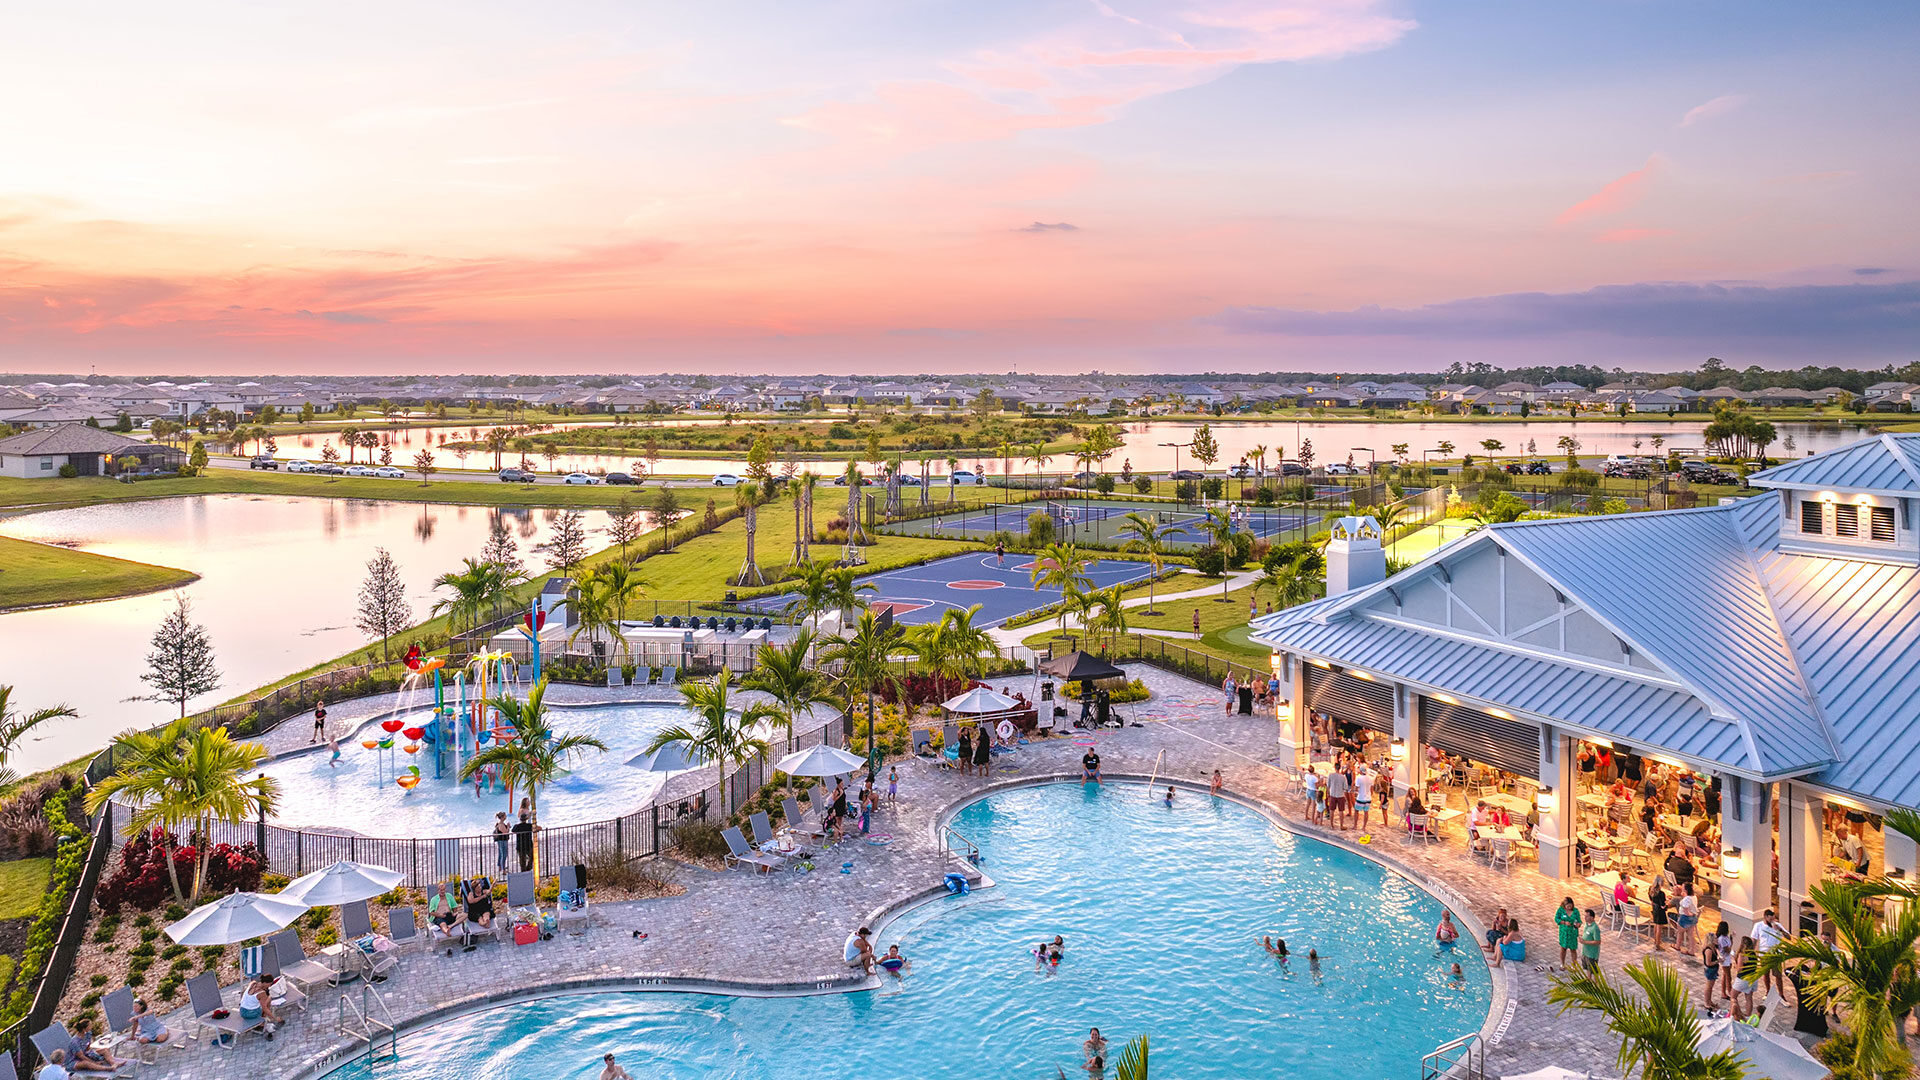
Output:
[1205, 280, 1920, 345]
[1556, 157, 1658, 226]
[1854, 267, 1892, 276]
[294, 309, 385, 324]
[1595, 227, 1675, 244]
[1679, 93, 1749, 128]
[1019, 221, 1079, 232]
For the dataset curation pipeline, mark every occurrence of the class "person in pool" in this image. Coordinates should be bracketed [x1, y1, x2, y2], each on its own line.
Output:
[1307, 948, 1323, 983]
[599, 1053, 633, 1080]
[1263, 936, 1289, 962]
[1084, 1029, 1107, 1058]
[1081, 749, 1102, 783]
[880, 945, 909, 975]
[328, 736, 341, 768]
[1164, 786, 1175, 806]
[1448, 963, 1466, 990]
[1435, 911, 1459, 954]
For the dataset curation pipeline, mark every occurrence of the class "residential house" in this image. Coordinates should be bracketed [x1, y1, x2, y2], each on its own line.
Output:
[0, 424, 185, 477]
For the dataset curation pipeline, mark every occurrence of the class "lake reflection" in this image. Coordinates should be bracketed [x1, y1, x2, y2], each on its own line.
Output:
[0, 495, 613, 771]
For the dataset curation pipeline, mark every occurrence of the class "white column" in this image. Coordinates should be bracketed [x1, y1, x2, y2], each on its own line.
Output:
[1717, 777, 1773, 937]
[1780, 784, 1827, 934]
[1535, 726, 1577, 879]
[1275, 653, 1307, 764]
[1392, 685, 1423, 801]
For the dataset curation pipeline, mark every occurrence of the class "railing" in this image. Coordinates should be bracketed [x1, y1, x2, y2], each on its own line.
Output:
[9, 804, 116, 1075]
[1421, 1032, 1484, 1080]
[939, 823, 981, 868]
[337, 985, 397, 1067]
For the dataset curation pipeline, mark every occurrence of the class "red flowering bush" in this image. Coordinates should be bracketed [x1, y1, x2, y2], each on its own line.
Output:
[876, 672, 972, 707]
[95, 828, 268, 913]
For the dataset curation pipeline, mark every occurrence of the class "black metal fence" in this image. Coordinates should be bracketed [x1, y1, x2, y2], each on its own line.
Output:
[4, 804, 116, 1075]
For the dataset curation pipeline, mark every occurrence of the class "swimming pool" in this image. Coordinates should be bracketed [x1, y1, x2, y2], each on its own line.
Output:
[262, 703, 710, 837]
[322, 782, 1489, 1078]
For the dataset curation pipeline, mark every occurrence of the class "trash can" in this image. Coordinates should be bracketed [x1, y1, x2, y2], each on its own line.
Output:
[1238, 685, 1254, 715]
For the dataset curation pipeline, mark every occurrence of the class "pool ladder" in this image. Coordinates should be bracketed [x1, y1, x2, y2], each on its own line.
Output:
[338, 982, 398, 1068]
[1143, 749, 1166, 799]
[1420, 1032, 1484, 1080]
[939, 822, 981, 867]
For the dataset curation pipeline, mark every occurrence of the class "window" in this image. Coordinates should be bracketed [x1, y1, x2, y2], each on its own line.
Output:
[1871, 505, 1896, 542]
[1800, 501, 1824, 534]
[1835, 503, 1859, 538]
[38, 458, 52, 471]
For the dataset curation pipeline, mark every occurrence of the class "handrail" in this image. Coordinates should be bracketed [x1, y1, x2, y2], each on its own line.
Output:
[1421, 1031, 1484, 1080]
[337, 984, 397, 1066]
[1143, 748, 1166, 800]
[939, 823, 981, 867]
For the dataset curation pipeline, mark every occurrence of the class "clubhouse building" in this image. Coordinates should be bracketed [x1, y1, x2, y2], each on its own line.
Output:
[1251, 434, 1920, 935]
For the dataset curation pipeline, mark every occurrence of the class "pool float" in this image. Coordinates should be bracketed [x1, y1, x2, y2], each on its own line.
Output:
[1358, 834, 1373, 845]
[865, 835, 894, 846]
[880, 956, 904, 972]
[942, 872, 969, 896]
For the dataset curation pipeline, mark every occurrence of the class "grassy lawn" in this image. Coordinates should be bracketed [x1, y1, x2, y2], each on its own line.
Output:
[0, 535, 197, 611]
[0, 471, 676, 512]
[0, 858, 52, 920]
[1020, 576, 1272, 664]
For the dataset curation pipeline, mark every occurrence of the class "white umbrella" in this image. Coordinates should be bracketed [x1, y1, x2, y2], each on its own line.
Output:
[1695, 1016, 1827, 1080]
[165, 891, 309, 946]
[626, 743, 708, 773]
[941, 687, 1018, 715]
[277, 861, 404, 908]
[774, 744, 866, 778]
[1504, 1069, 1617, 1080]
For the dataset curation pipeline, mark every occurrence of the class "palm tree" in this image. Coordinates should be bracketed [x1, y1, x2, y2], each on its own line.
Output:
[1547, 957, 1749, 1080]
[1115, 512, 1172, 615]
[1262, 553, 1322, 609]
[0, 686, 76, 788]
[461, 679, 609, 876]
[1025, 440, 1051, 487]
[1204, 507, 1238, 600]
[783, 560, 839, 632]
[826, 565, 877, 620]
[822, 611, 901, 781]
[920, 605, 994, 689]
[743, 630, 837, 752]
[1091, 585, 1129, 649]
[572, 561, 646, 663]
[430, 557, 522, 636]
[1061, 584, 1101, 643]
[1114, 1034, 1150, 1080]
[647, 669, 775, 817]
[1755, 879, 1920, 1077]
[87, 719, 278, 901]
[1030, 542, 1092, 634]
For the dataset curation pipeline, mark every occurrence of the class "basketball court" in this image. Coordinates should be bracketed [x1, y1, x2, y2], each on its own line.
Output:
[745, 551, 1156, 628]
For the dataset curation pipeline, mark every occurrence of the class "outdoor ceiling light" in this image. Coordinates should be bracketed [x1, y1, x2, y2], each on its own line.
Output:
[1721, 847, 1743, 877]
[1268, 653, 1282, 670]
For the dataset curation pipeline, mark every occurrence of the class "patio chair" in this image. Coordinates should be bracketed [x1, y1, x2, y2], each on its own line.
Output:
[782, 798, 829, 846]
[101, 987, 157, 1066]
[749, 812, 793, 864]
[637, 666, 654, 687]
[270, 929, 338, 994]
[505, 870, 546, 941]
[1489, 837, 1514, 873]
[388, 909, 423, 955]
[721, 826, 785, 873]
[1618, 901, 1654, 942]
[660, 665, 678, 685]
[555, 864, 591, 936]
[1404, 812, 1430, 845]
[913, 728, 936, 756]
[186, 972, 262, 1049]
[605, 667, 620, 688]
[1590, 844, 1613, 871]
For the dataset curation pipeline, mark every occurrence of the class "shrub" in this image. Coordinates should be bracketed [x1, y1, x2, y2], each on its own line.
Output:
[1227, 531, 1254, 569]
[315, 924, 339, 948]
[89, 974, 108, 988]
[671, 822, 729, 860]
[1026, 511, 1055, 547]
[1063, 677, 1149, 703]
[95, 830, 266, 913]
[160, 943, 186, 960]
[1174, 480, 1196, 501]
[57, 463, 78, 478]
[1192, 544, 1227, 577]
[1133, 476, 1153, 494]
[1251, 484, 1276, 506]
[1200, 477, 1224, 499]
[1093, 474, 1116, 494]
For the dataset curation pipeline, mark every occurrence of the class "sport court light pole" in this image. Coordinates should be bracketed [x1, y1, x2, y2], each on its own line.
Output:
[1159, 441, 1191, 504]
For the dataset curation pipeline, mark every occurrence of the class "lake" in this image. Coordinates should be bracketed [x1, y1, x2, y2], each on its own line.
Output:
[0, 495, 614, 772]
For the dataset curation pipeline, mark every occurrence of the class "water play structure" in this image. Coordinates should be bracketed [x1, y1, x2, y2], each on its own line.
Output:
[389, 638, 530, 800]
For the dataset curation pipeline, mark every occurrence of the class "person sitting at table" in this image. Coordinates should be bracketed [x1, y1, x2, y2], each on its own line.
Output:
[1607, 780, 1633, 823]
[1404, 791, 1427, 823]
[1613, 875, 1636, 907]
[1638, 797, 1662, 835]
[1665, 847, 1697, 887]
[1489, 804, 1512, 830]
[65, 1017, 127, 1072]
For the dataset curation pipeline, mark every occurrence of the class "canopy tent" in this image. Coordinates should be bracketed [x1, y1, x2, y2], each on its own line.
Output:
[1037, 651, 1126, 685]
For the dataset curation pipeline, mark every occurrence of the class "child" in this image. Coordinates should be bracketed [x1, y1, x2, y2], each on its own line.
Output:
[879, 945, 908, 975]
[328, 736, 341, 768]
[886, 765, 899, 805]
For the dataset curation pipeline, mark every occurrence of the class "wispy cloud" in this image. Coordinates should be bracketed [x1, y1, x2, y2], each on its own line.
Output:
[1854, 267, 1891, 276]
[1679, 93, 1749, 128]
[1595, 227, 1674, 244]
[1555, 157, 1659, 226]
[1019, 221, 1079, 233]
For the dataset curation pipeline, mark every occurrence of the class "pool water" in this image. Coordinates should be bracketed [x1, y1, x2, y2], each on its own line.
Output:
[325, 783, 1489, 1078]
[263, 703, 708, 837]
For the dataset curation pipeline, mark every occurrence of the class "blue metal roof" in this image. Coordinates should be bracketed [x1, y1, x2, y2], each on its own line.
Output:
[1750, 434, 1920, 495]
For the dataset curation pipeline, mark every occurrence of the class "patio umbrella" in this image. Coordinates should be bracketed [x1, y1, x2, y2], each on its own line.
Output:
[165, 891, 309, 946]
[773, 744, 865, 778]
[1694, 1017, 1827, 1080]
[1504, 1069, 1617, 1080]
[625, 743, 708, 774]
[1037, 650, 1125, 684]
[941, 687, 1018, 715]
[277, 860, 404, 908]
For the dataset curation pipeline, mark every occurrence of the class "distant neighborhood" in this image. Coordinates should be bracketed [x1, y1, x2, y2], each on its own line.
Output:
[2, 367, 1918, 427]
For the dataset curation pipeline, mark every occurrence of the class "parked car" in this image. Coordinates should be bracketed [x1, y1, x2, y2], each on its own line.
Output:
[949, 470, 979, 484]
[712, 473, 742, 486]
[343, 465, 376, 477]
[312, 463, 344, 475]
[1680, 461, 1739, 485]
[1525, 460, 1553, 475]
[1228, 463, 1254, 478]
[832, 473, 871, 486]
[897, 474, 922, 486]
[1276, 461, 1308, 477]
[1168, 469, 1205, 481]
[1601, 460, 1651, 479]
[283, 459, 314, 473]
[1503, 462, 1524, 475]
[1324, 463, 1359, 475]
[498, 468, 536, 483]
[249, 455, 279, 470]
[562, 473, 599, 485]
[1070, 471, 1098, 483]
[604, 472, 637, 485]
[373, 465, 406, 479]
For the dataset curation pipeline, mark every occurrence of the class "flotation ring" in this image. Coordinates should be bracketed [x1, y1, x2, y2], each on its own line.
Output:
[880, 957, 904, 972]
[942, 872, 969, 895]
[865, 835, 894, 846]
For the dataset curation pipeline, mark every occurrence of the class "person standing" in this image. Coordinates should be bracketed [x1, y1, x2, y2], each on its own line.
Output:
[1326, 767, 1350, 830]
[312, 700, 328, 742]
[972, 732, 991, 778]
[1223, 673, 1237, 714]
[1554, 897, 1581, 968]
[957, 727, 973, 777]
[1578, 910, 1602, 971]
[492, 812, 512, 873]
[513, 810, 537, 873]
[1752, 910, 1789, 999]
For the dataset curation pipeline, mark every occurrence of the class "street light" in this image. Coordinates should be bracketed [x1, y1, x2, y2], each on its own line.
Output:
[1159, 441, 1191, 502]
[1353, 446, 1377, 480]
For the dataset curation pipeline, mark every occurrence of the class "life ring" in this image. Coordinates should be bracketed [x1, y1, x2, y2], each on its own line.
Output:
[942, 872, 969, 895]
[866, 835, 894, 846]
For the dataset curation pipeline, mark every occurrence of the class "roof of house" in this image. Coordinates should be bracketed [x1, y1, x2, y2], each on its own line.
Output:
[1748, 433, 1920, 496]
[0, 423, 151, 456]
[1252, 434, 1920, 808]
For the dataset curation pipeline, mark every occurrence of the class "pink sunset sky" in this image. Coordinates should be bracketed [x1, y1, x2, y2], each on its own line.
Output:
[0, 1, 1915, 375]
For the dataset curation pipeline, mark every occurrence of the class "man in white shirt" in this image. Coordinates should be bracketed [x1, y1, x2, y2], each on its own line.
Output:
[1751, 909, 1789, 999]
[843, 926, 875, 974]
[36, 1049, 69, 1080]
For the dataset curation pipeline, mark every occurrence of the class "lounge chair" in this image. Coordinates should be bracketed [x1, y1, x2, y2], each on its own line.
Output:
[388, 909, 423, 954]
[0, 1045, 15, 1080]
[914, 728, 935, 756]
[605, 667, 620, 688]
[338, 900, 396, 981]
[660, 665, 678, 685]
[270, 929, 338, 994]
[782, 798, 829, 846]
[748, 812, 793, 865]
[185, 972, 262, 1049]
[505, 870, 544, 942]
[555, 865, 590, 936]
[101, 987, 156, 1066]
[721, 826, 784, 873]
[637, 666, 654, 687]
[241, 942, 305, 1014]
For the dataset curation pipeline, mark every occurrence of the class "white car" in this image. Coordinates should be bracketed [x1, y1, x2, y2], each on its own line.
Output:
[373, 466, 406, 479]
[949, 470, 979, 484]
[562, 473, 599, 485]
[343, 465, 376, 477]
[1324, 463, 1359, 475]
[711, 473, 742, 486]
[284, 460, 316, 473]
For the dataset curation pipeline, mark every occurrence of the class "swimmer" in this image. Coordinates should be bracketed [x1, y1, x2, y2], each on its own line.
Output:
[879, 945, 909, 975]
[1263, 936, 1289, 960]
[1308, 948, 1323, 983]
[1084, 1028, 1108, 1058]
[1051, 935, 1066, 956]
[600, 1053, 634, 1080]
[1448, 963, 1466, 990]
[1164, 786, 1175, 806]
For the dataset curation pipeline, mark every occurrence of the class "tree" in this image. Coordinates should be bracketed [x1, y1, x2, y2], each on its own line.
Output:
[606, 495, 642, 560]
[354, 547, 411, 663]
[461, 679, 608, 876]
[1024, 440, 1051, 487]
[1190, 423, 1219, 470]
[412, 449, 436, 484]
[1091, 585, 1129, 649]
[86, 717, 277, 901]
[1435, 440, 1454, 463]
[1262, 551, 1323, 609]
[1756, 877, 1920, 1077]
[1548, 958, 1748, 1080]
[482, 513, 525, 575]
[1030, 542, 1091, 634]
[646, 669, 774, 817]
[485, 428, 511, 469]
[743, 629, 837, 752]
[822, 611, 901, 781]
[1479, 438, 1504, 462]
[187, 440, 208, 473]
[971, 387, 997, 420]
[379, 443, 394, 467]
[904, 605, 993, 689]
[0, 686, 76, 788]
[1114, 1034, 1150, 1080]
[535, 510, 591, 578]
[734, 487, 765, 586]
[1299, 437, 1315, 471]
[340, 426, 360, 463]
[320, 444, 339, 466]
[1557, 434, 1581, 469]
[651, 486, 684, 539]
[1115, 513, 1172, 614]
[745, 433, 774, 484]
[431, 557, 521, 635]
[142, 593, 220, 718]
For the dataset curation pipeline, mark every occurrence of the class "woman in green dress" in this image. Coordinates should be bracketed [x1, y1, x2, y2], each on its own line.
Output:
[1554, 896, 1582, 968]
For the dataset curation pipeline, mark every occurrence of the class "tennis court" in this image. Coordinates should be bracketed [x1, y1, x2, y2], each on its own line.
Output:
[743, 551, 1155, 628]
[892, 498, 1314, 547]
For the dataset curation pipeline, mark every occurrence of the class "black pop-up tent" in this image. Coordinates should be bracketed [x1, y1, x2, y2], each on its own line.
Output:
[1038, 651, 1129, 727]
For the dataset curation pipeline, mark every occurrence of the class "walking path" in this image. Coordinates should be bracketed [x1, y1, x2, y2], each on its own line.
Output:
[984, 567, 1263, 649]
[128, 664, 1775, 1080]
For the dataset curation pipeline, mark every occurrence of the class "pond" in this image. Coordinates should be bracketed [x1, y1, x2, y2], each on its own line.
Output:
[0, 496, 614, 772]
